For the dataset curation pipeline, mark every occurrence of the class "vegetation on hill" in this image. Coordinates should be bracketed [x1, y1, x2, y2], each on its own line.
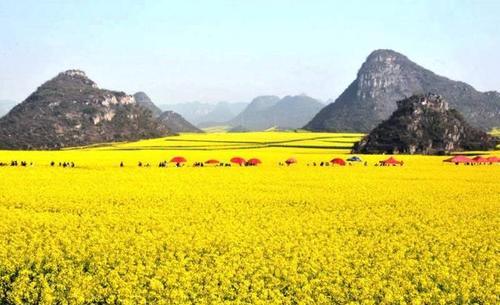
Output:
[0, 70, 170, 149]
[353, 94, 498, 154]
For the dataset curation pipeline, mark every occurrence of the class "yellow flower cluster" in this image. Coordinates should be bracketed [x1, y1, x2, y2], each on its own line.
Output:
[0, 132, 498, 304]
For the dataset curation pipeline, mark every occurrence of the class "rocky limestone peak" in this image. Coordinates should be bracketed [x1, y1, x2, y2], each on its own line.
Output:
[0, 71, 170, 149]
[47, 69, 98, 89]
[352, 94, 498, 155]
[356, 49, 415, 100]
[364, 49, 409, 64]
[304, 49, 500, 132]
[397, 93, 449, 113]
[61, 69, 88, 78]
[360, 49, 410, 79]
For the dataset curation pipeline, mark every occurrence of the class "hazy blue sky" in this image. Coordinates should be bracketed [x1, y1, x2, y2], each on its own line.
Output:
[1, 0, 499, 104]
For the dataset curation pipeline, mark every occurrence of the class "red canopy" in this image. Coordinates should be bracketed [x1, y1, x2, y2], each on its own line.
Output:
[247, 158, 262, 165]
[230, 157, 245, 165]
[170, 156, 187, 163]
[330, 158, 346, 166]
[486, 156, 500, 163]
[285, 157, 297, 164]
[443, 156, 473, 163]
[380, 156, 402, 165]
[443, 155, 475, 163]
[205, 159, 220, 164]
[473, 156, 489, 163]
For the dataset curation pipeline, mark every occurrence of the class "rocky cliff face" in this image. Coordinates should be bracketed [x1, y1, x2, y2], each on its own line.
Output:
[305, 49, 500, 132]
[353, 94, 498, 154]
[0, 70, 171, 149]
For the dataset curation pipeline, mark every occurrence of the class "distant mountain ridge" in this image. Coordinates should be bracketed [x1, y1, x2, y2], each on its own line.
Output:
[159, 101, 213, 122]
[353, 94, 498, 154]
[195, 102, 248, 127]
[159, 101, 247, 126]
[305, 49, 500, 132]
[229, 95, 323, 130]
[134, 92, 202, 133]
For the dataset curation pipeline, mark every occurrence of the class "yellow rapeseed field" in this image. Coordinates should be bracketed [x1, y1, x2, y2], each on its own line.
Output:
[0, 132, 498, 305]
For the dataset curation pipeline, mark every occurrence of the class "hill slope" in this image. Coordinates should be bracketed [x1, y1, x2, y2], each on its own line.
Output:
[0, 70, 170, 149]
[158, 111, 203, 133]
[353, 94, 498, 154]
[135, 92, 202, 133]
[229, 95, 323, 130]
[133, 92, 163, 118]
[305, 49, 500, 132]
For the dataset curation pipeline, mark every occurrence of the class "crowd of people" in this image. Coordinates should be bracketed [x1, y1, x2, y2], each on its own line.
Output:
[50, 161, 76, 168]
[303, 161, 370, 167]
[0, 160, 33, 167]
[0, 160, 78, 167]
[0, 159, 403, 168]
[119, 159, 384, 168]
[120, 161, 240, 168]
[375, 161, 404, 166]
[12, 155, 500, 169]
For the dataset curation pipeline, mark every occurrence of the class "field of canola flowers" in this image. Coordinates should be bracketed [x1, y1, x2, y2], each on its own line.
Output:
[0, 132, 499, 305]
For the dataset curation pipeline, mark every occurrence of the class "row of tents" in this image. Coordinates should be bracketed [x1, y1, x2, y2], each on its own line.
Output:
[443, 155, 500, 164]
[169, 155, 500, 167]
[290, 156, 404, 166]
[168, 155, 405, 167]
[169, 156, 370, 166]
[317, 156, 403, 166]
[170, 156, 365, 166]
[170, 156, 262, 166]
[283, 157, 363, 165]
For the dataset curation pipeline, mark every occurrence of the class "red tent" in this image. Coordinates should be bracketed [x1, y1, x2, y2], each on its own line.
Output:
[380, 156, 403, 165]
[330, 158, 346, 166]
[205, 159, 220, 164]
[473, 156, 489, 163]
[247, 158, 262, 165]
[285, 157, 297, 165]
[486, 156, 500, 163]
[230, 157, 245, 165]
[170, 156, 187, 163]
[443, 155, 475, 164]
